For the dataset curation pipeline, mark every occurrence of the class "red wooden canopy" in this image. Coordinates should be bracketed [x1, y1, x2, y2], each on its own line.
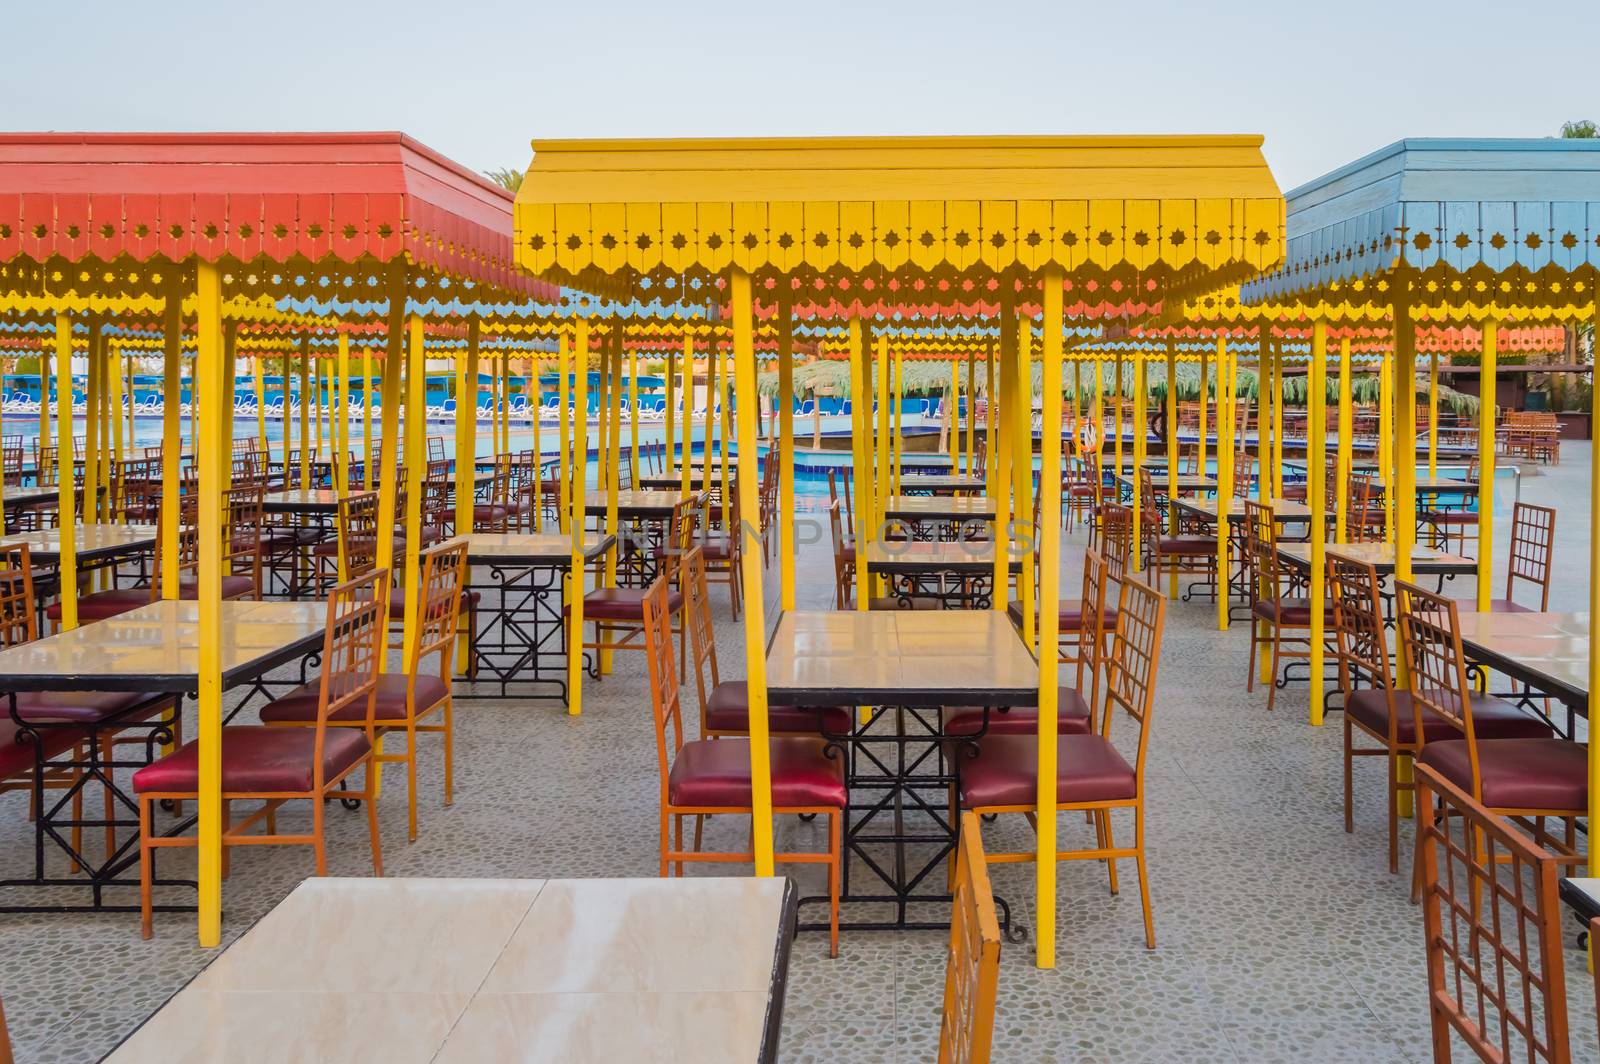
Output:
[0, 131, 554, 298]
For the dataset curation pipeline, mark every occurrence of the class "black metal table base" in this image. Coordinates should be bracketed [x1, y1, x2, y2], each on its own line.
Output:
[458, 562, 581, 701]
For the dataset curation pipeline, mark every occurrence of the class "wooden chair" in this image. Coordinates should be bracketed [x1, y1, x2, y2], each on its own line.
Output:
[1493, 501, 1554, 612]
[1098, 502, 1133, 581]
[698, 484, 744, 617]
[1244, 499, 1328, 713]
[135, 568, 389, 938]
[1138, 467, 1216, 601]
[1348, 471, 1384, 543]
[939, 811, 1001, 1064]
[827, 498, 855, 609]
[1415, 761, 1572, 1064]
[264, 540, 465, 842]
[1400, 581, 1584, 874]
[640, 576, 845, 956]
[958, 574, 1165, 948]
[578, 498, 690, 668]
[1331, 557, 1547, 874]
[223, 484, 266, 600]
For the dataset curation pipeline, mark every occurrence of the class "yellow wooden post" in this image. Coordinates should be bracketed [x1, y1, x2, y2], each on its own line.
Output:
[1035, 269, 1064, 969]
[1164, 343, 1178, 598]
[83, 319, 101, 526]
[567, 320, 591, 716]
[628, 346, 640, 479]
[51, 315, 78, 629]
[1014, 319, 1035, 650]
[718, 341, 731, 532]
[990, 321, 1013, 609]
[1197, 341, 1209, 474]
[193, 260, 225, 948]
[253, 356, 267, 470]
[530, 357, 543, 531]
[373, 265, 407, 620]
[1379, 345, 1394, 541]
[848, 318, 870, 608]
[729, 269, 775, 877]
[1131, 351, 1146, 571]
[985, 339, 997, 494]
[1307, 320, 1328, 727]
[1476, 320, 1498, 609]
[335, 335, 350, 498]
[1215, 337, 1233, 631]
[777, 290, 796, 611]
[603, 333, 621, 675]
[1336, 336, 1353, 544]
[1394, 305, 1418, 587]
[298, 346, 311, 490]
[401, 316, 426, 667]
[664, 338, 676, 478]
[1112, 350, 1123, 480]
[1255, 327, 1269, 500]
[455, 321, 481, 538]
[876, 336, 890, 548]
[1428, 348, 1439, 482]
[965, 350, 976, 476]
[680, 334, 693, 495]
[558, 335, 571, 531]
[111, 344, 124, 467]
[38, 335, 51, 464]
[703, 332, 716, 504]
[160, 282, 182, 599]
[948, 359, 960, 473]
[312, 350, 322, 457]
[1586, 295, 1599, 878]
[1271, 337, 1284, 499]
[892, 345, 903, 496]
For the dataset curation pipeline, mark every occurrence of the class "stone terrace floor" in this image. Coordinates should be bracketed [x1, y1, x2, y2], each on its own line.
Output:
[0, 445, 1596, 1062]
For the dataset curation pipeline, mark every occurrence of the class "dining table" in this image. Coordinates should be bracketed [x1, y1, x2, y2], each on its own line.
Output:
[862, 539, 1020, 609]
[104, 875, 797, 1063]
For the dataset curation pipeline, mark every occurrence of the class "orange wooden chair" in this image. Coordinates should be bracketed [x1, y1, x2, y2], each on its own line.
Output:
[1400, 581, 1584, 874]
[1415, 761, 1572, 1063]
[827, 498, 854, 609]
[957, 573, 1165, 948]
[263, 539, 466, 842]
[697, 485, 744, 617]
[1330, 556, 1547, 874]
[578, 498, 691, 669]
[1242, 499, 1328, 712]
[1137, 467, 1215, 600]
[938, 811, 1000, 1064]
[134, 568, 389, 938]
[1493, 501, 1554, 612]
[640, 577, 845, 956]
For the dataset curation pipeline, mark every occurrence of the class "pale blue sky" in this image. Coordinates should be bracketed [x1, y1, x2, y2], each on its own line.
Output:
[5, 0, 1595, 192]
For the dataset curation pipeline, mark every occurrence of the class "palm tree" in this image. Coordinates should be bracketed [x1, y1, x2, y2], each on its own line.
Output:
[1560, 119, 1598, 139]
[485, 168, 524, 193]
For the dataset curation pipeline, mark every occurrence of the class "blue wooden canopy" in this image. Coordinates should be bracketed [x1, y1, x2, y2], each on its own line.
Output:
[1244, 138, 1600, 303]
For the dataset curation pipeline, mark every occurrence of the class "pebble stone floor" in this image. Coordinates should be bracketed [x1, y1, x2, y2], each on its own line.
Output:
[1, 446, 1597, 1063]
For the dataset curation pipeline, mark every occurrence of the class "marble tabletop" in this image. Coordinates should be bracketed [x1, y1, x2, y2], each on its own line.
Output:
[105, 875, 794, 1064]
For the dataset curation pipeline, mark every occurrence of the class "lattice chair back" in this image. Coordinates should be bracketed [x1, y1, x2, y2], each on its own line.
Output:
[1101, 576, 1165, 779]
[640, 576, 685, 787]
[0, 544, 36, 647]
[413, 539, 468, 673]
[680, 547, 719, 729]
[1507, 502, 1555, 610]
[939, 811, 1001, 1064]
[1414, 762, 1572, 1064]
[223, 484, 265, 598]
[1395, 581, 1482, 783]
[312, 569, 389, 770]
[338, 493, 381, 580]
[1327, 556, 1394, 698]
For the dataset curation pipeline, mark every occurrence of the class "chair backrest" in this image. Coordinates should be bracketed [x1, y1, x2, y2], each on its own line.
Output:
[827, 499, 850, 608]
[1349, 472, 1381, 543]
[1506, 502, 1554, 610]
[311, 568, 389, 785]
[939, 811, 1001, 1064]
[1232, 449, 1254, 500]
[1324, 453, 1340, 512]
[412, 539, 468, 679]
[1098, 502, 1133, 581]
[640, 576, 684, 797]
[1099, 577, 1165, 783]
[1136, 467, 1162, 543]
[338, 493, 381, 579]
[427, 436, 446, 463]
[1326, 556, 1414, 742]
[1076, 548, 1111, 714]
[1395, 580, 1481, 782]
[680, 547, 720, 731]
[0, 544, 37, 647]
[1414, 761, 1572, 1064]
[224, 484, 265, 598]
[1242, 500, 1279, 607]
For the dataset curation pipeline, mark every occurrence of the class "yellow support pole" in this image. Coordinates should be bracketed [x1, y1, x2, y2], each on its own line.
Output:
[965, 350, 976, 477]
[160, 282, 182, 600]
[298, 347, 311, 489]
[312, 351, 322, 457]
[1197, 342, 1209, 474]
[531, 357, 543, 531]
[84, 319, 101, 526]
[38, 336, 51, 463]
[1164, 343, 1178, 598]
[850, 318, 871, 610]
[718, 342, 731, 532]
[1256, 327, 1270, 500]
[1271, 338, 1284, 499]
[949, 359, 960, 474]
[1394, 304, 1418, 588]
[51, 315, 78, 629]
[680, 334, 693, 495]
[664, 338, 676, 478]
[892, 345, 903, 496]
[193, 260, 225, 948]
[777, 291, 796, 611]
[1586, 295, 1599, 879]
[1132, 351, 1146, 572]
[1035, 267, 1065, 970]
[1476, 320, 1498, 610]
[1336, 337, 1353, 544]
[1113, 350, 1124, 481]
[1215, 336, 1233, 631]
[628, 346, 640, 480]
[985, 339, 997, 495]
[703, 332, 716, 504]
[559, 335, 572, 531]
[990, 321, 1013, 610]
[401, 316, 426, 666]
[279, 350, 292, 486]
[111, 344, 124, 467]
[373, 265, 406, 619]
[1428, 348, 1439, 481]
[361, 348, 374, 489]
[567, 321, 590, 716]
[1380, 345, 1395, 541]
[455, 321, 481, 537]
[1307, 319, 1329, 727]
[253, 357, 267, 470]
[601, 333, 620, 676]
[730, 269, 775, 877]
[1014, 318, 1035, 650]
[876, 336, 890, 547]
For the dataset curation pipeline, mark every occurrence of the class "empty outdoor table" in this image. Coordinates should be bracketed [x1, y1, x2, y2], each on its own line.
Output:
[766, 609, 1037, 932]
[260, 488, 374, 516]
[894, 474, 986, 495]
[105, 875, 797, 1064]
[637, 469, 739, 492]
[882, 495, 996, 540]
[1114, 472, 1217, 502]
[1456, 609, 1589, 711]
[1275, 541, 1476, 580]
[1173, 497, 1313, 527]
[0, 599, 327, 914]
[583, 489, 688, 522]
[462, 532, 615, 702]
[863, 540, 1020, 608]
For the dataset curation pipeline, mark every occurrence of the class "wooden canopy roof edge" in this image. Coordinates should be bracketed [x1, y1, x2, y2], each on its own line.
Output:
[0, 130, 559, 301]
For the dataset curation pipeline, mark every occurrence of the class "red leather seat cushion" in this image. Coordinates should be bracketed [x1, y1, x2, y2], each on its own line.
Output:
[946, 687, 1092, 737]
[11, 690, 159, 724]
[959, 733, 1136, 808]
[1252, 597, 1333, 626]
[178, 576, 255, 600]
[1347, 689, 1550, 745]
[699, 533, 735, 560]
[1157, 536, 1216, 556]
[47, 587, 150, 622]
[258, 673, 450, 724]
[1006, 600, 1118, 632]
[838, 545, 856, 565]
[473, 504, 512, 524]
[704, 681, 851, 735]
[132, 726, 371, 794]
[0, 719, 88, 779]
[388, 588, 480, 620]
[1418, 737, 1588, 812]
[668, 737, 845, 809]
[571, 587, 681, 620]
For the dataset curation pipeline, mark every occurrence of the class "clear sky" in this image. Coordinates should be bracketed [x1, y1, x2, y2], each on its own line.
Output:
[5, 0, 1595, 192]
